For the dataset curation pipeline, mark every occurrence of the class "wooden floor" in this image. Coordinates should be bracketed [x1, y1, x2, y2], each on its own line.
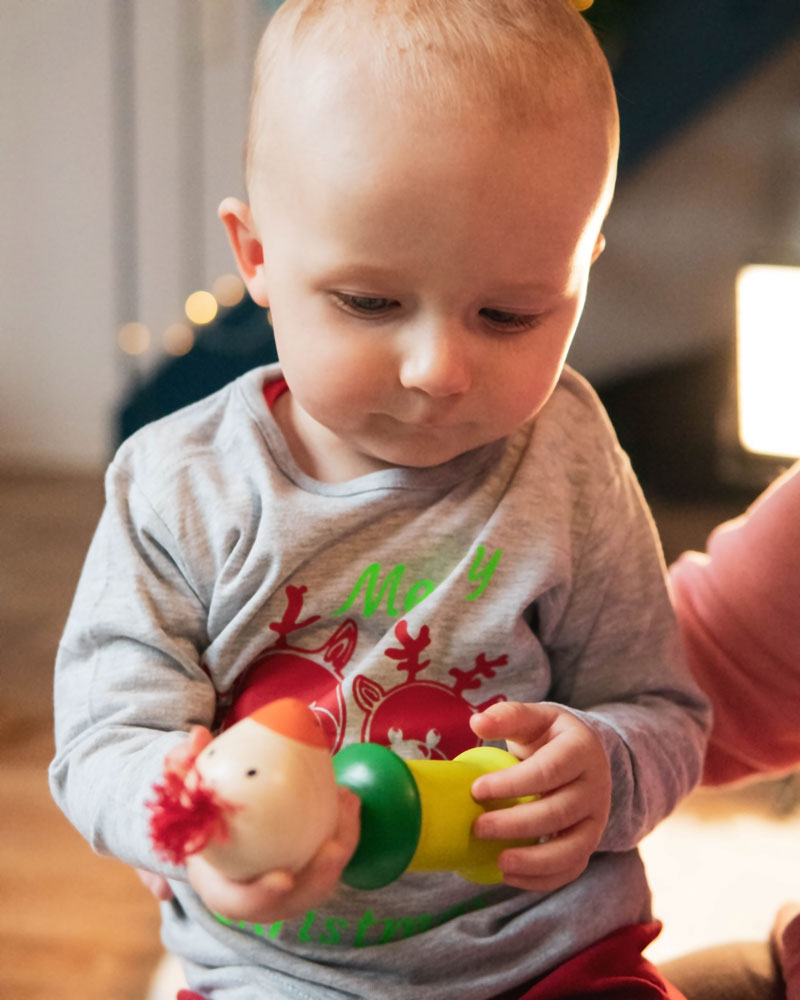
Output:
[0, 470, 163, 1000]
[0, 465, 752, 999]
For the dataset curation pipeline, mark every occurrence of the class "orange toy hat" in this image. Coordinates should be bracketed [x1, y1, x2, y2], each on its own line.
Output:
[249, 698, 328, 749]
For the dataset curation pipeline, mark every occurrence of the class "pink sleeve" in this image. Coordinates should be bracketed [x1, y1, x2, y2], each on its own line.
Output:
[669, 461, 800, 785]
[780, 911, 800, 990]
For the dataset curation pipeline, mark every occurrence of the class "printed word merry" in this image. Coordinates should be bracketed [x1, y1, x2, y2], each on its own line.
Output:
[215, 891, 492, 948]
[334, 546, 502, 619]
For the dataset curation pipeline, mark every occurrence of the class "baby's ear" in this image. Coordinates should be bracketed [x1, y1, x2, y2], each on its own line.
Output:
[218, 197, 269, 307]
[591, 232, 606, 264]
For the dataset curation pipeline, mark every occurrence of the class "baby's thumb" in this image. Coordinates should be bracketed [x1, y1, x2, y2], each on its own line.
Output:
[470, 700, 560, 752]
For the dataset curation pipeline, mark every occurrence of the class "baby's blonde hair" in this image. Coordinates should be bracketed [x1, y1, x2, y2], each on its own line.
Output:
[246, 0, 617, 189]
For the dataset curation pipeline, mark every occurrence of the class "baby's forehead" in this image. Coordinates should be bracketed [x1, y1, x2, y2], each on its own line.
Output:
[248, 0, 617, 156]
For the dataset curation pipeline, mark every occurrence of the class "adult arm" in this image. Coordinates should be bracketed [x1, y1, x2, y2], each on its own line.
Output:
[670, 461, 800, 785]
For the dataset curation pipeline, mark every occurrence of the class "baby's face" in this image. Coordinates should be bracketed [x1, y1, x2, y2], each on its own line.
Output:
[246, 66, 615, 480]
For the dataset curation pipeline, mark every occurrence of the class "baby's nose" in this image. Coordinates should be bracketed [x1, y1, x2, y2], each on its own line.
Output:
[398, 322, 472, 398]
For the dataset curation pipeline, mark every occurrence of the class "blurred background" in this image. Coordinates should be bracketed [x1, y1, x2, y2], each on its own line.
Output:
[1, 1, 799, 997]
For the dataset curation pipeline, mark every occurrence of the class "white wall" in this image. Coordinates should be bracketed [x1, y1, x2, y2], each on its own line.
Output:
[571, 37, 800, 382]
[1, 5, 797, 472]
[0, 0, 268, 471]
[2, 1, 117, 470]
[130, 1, 268, 376]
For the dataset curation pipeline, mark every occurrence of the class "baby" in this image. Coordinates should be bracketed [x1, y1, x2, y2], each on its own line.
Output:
[50, 2, 709, 998]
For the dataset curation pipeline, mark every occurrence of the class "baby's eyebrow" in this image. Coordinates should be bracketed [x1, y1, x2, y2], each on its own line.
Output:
[317, 262, 400, 285]
[476, 278, 576, 305]
[489, 281, 567, 297]
[320, 267, 566, 294]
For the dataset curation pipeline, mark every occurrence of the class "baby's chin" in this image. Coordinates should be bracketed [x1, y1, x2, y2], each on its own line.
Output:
[357, 431, 499, 472]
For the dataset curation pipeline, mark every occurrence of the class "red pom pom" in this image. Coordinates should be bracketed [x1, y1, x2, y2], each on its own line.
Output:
[147, 770, 232, 865]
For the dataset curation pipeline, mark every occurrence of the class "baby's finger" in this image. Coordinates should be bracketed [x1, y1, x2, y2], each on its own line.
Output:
[136, 867, 174, 901]
[259, 787, 361, 919]
[285, 788, 361, 908]
[496, 818, 600, 892]
[473, 783, 588, 842]
[279, 842, 352, 918]
[470, 701, 559, 750]
[333, 785, 362, 851]
[187, 854, 295, 923]
[472, 735, 581, 804]
[164, 726, 212, 778]
[511, 731, 590, 795]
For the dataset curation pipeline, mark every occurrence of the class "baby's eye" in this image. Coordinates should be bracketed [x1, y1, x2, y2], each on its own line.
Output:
[480, 308, 541, 331]
[333, 293, 399, 317]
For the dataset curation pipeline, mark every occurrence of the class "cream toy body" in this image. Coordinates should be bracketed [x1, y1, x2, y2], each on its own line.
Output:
[149, 698, 339, 881]
[149, 697, 535, 889]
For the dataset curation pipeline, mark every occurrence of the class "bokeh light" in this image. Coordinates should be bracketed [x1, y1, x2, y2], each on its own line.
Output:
[163, 322, 196, 357]
[185, 289, 218, 325]
[118, 322, 151, 355]
[212, 273, 245, 308]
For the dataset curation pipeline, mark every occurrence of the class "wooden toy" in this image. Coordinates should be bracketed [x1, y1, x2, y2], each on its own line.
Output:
[149, 698, 535, 889]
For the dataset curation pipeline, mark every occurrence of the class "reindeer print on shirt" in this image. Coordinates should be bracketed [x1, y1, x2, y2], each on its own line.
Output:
[354, 620, 507, 760]
[216, 546, 509, 759]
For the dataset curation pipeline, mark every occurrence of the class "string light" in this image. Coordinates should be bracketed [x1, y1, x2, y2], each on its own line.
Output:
[119, 274, 246, 361]
[185, 289, 219, 325]
[163, 322, 196, 357]
[118, 321, 151, 355]
[212, 273, 245, 308]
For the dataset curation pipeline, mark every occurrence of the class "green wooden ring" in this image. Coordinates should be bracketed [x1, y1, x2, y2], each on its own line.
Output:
[333, 743, 422, 890]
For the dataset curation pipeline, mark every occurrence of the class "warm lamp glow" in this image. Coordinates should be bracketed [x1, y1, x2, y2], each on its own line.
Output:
[185, 290, 218, 325]
[736, 263, 800, 459]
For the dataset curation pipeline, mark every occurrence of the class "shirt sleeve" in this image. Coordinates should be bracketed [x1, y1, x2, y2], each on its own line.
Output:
[669, 461, 800, 785]
[49, 456, 218, 873]
[542, 451, 711, 852]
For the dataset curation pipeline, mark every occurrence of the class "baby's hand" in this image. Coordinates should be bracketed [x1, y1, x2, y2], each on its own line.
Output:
[136, 726, 215, 903]
[469, 701, 611, 893]
[136, 866, 174, 901]
[186, 785, 361, 923]
[165, 724, 213, 779]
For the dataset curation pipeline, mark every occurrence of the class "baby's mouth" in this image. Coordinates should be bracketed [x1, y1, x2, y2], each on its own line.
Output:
[391, 405, 464, 430]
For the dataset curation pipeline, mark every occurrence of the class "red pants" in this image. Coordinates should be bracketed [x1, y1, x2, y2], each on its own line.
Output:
[178, 920, 684, 1000]
[508, 921, 685, 1000]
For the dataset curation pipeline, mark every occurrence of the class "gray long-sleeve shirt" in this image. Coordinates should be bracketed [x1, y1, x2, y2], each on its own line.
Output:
[50, 364, 709, 999]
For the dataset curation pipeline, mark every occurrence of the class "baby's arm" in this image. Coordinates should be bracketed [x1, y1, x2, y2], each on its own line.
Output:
[467, 454, 710, 892]
[50, 458, 221, 877]
[469, 701, 611, 892]
[51, 435, 361, 923]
